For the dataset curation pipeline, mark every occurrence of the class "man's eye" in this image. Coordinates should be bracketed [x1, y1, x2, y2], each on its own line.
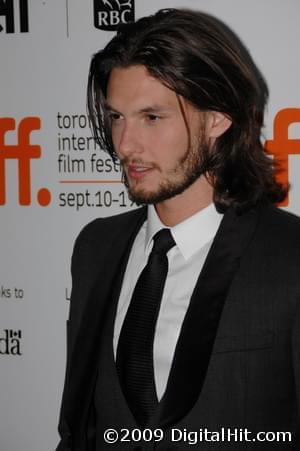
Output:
[147, 114, 161, 122]
[108, 112, 122, 122]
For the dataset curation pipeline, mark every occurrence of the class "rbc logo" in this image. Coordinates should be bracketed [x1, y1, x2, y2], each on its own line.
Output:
[0, 117, 51, 206]
[0, 0, 29, 33]
[94, 0, 135, 31]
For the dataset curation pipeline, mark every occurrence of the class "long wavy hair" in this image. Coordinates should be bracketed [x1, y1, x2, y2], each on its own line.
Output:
[87, 8, 287, 212]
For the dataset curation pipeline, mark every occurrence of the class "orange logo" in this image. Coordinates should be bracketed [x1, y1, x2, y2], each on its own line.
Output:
[0, 117, 51, 206]
[265, 108, 300, 206]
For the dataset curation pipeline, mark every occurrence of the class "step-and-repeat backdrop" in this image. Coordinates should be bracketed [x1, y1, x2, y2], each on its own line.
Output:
[1, 1, 300, 450]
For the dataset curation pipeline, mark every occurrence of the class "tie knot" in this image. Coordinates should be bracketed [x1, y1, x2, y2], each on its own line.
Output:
[152, 228, 175, 255]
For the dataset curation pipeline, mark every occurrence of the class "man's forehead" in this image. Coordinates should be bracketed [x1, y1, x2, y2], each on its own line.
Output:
[106, 65, 194, 115]
[107, 66, 175, 99]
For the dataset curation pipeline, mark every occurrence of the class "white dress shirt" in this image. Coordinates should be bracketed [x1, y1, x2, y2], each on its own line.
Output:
[113, 203, 223, 400]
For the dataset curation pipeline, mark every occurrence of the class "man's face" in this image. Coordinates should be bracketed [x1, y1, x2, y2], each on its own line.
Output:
[106, 65, 209, 205]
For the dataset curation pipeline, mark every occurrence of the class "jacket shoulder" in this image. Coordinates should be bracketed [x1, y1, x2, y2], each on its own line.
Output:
[75, 206, 146, 247]
[68, 207, 147, 325]
[260, 204, 300, 238]
[253, 204, 300, 264]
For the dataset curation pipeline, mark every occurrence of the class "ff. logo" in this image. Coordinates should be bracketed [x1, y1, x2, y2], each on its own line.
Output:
[0, 117, 51, 206]
[265, 108, 300, 206]
[0, 0, 29, 33]
[94, 0, 135, 31]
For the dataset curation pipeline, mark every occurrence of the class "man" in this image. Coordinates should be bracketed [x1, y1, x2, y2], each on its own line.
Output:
[56, 8, 300, 450]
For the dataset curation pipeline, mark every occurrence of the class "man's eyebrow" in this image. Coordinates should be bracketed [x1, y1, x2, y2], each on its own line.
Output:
[104, 102, 174, 114]
[139, 106, 174, 114]
[104, 102, 121, 113]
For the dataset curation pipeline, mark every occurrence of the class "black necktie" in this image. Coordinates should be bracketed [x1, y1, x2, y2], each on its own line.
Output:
[116, 228, 176, 426]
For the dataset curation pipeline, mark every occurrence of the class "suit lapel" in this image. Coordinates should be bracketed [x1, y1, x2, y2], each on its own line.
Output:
[64, 207, 147, 438]
[152, 205, 260, 429]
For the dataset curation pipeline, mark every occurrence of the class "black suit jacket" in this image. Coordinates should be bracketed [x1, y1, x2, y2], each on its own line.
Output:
[56, 203, 300, 450]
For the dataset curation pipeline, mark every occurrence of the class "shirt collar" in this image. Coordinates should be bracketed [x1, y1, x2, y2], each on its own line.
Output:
[145, 203, 223, 261]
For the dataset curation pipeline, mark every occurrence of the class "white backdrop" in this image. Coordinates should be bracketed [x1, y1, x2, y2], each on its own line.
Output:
[1, 1, 300, 450]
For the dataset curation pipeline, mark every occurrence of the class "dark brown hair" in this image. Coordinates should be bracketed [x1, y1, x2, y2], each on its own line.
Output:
[87, 8, 287, 212]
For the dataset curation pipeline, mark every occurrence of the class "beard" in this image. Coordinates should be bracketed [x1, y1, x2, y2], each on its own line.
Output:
[122, 138, 210, 206]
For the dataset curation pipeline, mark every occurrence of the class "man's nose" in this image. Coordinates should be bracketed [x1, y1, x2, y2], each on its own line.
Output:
[117, 122, 143, 158]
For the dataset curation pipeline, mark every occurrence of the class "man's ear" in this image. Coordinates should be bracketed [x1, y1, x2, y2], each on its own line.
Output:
[207, 111, 232, 138]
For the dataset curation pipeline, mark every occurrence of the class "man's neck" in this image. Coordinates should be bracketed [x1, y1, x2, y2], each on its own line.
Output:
[154, 177, 214, 227]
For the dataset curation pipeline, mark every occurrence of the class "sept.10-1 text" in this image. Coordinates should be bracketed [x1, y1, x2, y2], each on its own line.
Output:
[59, 189, 135, 210]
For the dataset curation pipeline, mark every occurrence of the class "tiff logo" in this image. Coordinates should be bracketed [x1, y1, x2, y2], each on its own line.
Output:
[94, 0, 135, 31]
[0, 0, 29, 33]
[265, 108, 300, 206]
[0, 329, 22, 355]
[0, 117, 51, 206]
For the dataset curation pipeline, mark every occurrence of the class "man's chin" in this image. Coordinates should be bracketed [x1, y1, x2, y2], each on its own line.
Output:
[127, 185, 185, 206]
[127, 189, 155, 206]
[126, 168, 204, 205]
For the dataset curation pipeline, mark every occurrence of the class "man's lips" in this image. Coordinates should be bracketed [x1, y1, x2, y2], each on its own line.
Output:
[126, 164, 154, 179]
